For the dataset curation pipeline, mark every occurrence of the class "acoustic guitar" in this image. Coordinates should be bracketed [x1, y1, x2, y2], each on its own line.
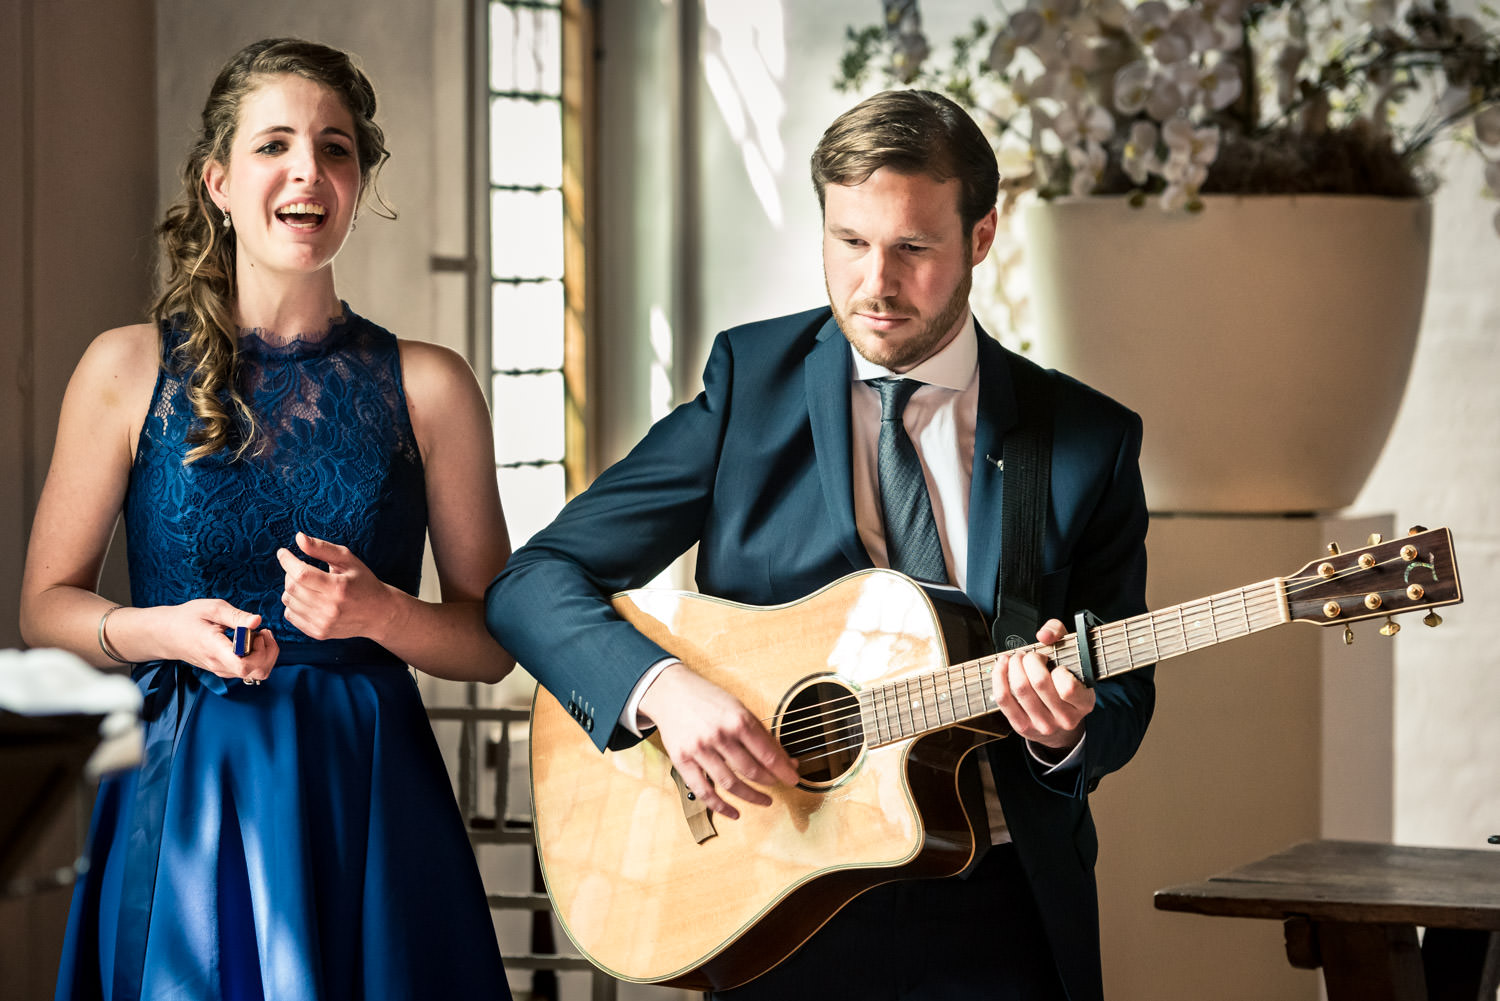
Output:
[529, 527, 1462, 991]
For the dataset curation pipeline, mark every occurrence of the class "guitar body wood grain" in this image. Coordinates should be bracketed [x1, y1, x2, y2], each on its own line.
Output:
[529, 570, 998, 990]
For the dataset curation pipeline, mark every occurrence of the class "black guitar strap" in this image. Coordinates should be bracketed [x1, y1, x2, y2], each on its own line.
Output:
[994, 352, 1055, 652]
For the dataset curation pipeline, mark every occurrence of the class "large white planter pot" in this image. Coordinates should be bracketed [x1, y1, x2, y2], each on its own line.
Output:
[1023, 195, 1432, 513]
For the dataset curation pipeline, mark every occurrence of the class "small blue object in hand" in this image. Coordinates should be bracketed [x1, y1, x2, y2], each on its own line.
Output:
[232, 626, 251, 657]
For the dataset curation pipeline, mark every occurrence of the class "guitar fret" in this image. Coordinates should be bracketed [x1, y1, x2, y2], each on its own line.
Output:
[877, 682, 895, 743]
[968, 659, 989, 721]
[898, 678, 915, 739]
[864, 688, 877, 745]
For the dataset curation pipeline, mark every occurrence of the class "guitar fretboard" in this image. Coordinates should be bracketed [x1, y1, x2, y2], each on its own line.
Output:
[858, 579, 1287, 747]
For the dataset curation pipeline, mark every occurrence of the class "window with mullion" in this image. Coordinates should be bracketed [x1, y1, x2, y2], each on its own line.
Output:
[488, 0, 568, 547]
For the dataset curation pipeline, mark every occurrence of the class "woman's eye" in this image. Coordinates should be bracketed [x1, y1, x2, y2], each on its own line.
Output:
[325, 144, 352, 158]
[255, 141, 286, 155]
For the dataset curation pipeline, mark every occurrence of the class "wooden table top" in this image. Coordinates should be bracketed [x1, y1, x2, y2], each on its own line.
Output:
[1154, 839, 1500, 931]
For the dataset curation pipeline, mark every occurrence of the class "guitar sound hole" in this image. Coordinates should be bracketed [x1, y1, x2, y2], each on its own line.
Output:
[778, 679, 864, 788]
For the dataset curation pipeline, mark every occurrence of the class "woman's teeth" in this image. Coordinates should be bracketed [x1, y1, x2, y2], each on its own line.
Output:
[276, 203, 327, 228]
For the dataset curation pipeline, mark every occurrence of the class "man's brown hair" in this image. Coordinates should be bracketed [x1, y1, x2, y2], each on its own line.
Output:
[811, 89, 998, 232]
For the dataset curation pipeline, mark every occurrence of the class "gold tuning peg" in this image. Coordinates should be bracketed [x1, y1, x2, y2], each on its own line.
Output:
[1327, 542, 1341, 556]
[1368, 533, 1384, 545]
[1407, 525, 1428, 536]
[1424, 611, 1443, 628]
[1343, 625, 1355, 645]
[1379, 617, 1401, 636]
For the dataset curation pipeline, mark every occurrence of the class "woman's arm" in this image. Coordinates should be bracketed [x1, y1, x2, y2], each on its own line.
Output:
[20, 324, 280, 681]
[277, 339, 515, 682]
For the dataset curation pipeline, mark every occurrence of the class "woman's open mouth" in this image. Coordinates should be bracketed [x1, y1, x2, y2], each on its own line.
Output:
[275, 202, 328, 231]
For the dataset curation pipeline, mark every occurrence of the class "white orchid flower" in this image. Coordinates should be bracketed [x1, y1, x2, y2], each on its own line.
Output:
[1171, 7, 1220, 53]
[1146, 76, 1185, 121]
[1195, 58, 1243, 111]
[989, 8, 1046, 73]
[1122, 119, 1162, 184]
[1050, 104, 1083, 145]
[1158, 179, 1191, 211]
[976, 77, 1021, 121]
[1065, 21, 1106, 73]
[1151, 27, 1195, 65]
[1046, 60, 1092, 106]
[1082, 102, 1115, 143]
[1163, 116, 1221, 171]
[1068, 140, 1108, 196]
[1158, 147, 1210, 211]
[1011, 7, 1046, 45]
[1114, 60, 1152, 115]
[1129, 1, 1173, 45]
[1128, 1, 1192, 64]
[1092, 0, 1132, 31]
[997, 140, 1036, 180]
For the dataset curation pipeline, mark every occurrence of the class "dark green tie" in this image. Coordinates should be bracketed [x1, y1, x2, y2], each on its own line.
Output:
[870, 378, 949, 584]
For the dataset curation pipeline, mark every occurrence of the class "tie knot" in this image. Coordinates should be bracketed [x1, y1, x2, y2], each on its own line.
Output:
[870, 378, 922, 421]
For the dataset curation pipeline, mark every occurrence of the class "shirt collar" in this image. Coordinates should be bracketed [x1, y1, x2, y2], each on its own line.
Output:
[849, 310, 978, 391]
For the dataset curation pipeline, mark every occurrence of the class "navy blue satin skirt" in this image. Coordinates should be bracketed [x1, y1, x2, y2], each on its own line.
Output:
[54, 641, 511, 1001]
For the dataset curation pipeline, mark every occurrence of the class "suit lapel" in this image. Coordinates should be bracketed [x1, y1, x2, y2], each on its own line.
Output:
[805, 315, 872, 572]
[966, 327, 1021, 618]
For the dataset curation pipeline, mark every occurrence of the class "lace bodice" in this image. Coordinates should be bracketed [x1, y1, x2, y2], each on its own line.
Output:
[125, 308, 427, 637]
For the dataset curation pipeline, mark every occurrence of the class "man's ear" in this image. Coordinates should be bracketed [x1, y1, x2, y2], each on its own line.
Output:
[203, 159, 229, 211]
[970, 206, 998, 264]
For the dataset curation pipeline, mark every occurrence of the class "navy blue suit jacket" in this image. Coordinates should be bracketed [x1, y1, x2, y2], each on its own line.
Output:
[486, 307, 1153, 1001]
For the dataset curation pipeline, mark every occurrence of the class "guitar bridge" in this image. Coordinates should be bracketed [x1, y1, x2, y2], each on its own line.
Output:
[670, 766, 717, 844]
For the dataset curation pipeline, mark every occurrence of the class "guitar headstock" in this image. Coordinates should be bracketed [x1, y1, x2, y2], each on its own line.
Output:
[1286, 527, 1462, 630]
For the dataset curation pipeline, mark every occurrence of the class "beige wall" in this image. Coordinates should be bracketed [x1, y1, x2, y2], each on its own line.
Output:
[1, 3, 157, 995]
[1, 0, 156, 652]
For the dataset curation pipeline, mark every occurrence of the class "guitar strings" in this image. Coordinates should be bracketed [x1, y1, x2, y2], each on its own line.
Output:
[766, 588, 1287, 745]
[757, 550, 1431, 755]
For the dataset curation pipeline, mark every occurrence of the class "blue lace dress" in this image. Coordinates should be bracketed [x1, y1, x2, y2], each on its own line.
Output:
[55, 309, 511, 1001]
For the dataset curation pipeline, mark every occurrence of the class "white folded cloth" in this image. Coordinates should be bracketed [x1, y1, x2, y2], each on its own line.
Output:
[0, 648, 143, 775]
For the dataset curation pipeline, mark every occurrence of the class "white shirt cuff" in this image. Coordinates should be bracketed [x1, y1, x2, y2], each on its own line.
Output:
[1027, 733, 1085, 773]
[619, 657, 679, 737]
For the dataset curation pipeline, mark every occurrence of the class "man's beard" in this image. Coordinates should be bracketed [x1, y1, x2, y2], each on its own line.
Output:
[830, 265, 973, 372]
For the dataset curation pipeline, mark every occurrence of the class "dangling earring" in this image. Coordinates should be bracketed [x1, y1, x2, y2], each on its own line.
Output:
[222, 208, 232, 231]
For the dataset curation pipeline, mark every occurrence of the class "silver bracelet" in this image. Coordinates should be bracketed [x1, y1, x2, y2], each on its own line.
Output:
[97, 604, 132, 664]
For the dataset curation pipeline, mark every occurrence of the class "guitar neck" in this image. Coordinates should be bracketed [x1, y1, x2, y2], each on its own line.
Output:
[861, 578, 1287, 747]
